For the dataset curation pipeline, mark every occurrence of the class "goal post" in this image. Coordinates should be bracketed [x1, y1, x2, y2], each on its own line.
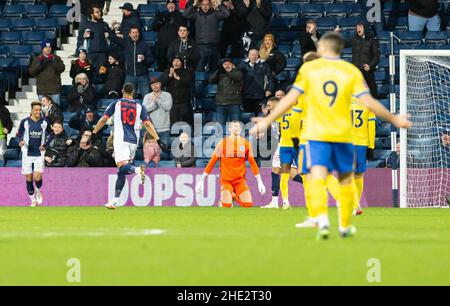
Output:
[399, 50, 450, 208]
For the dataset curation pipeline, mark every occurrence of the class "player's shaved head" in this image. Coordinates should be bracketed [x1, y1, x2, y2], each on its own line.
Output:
[122, 83, 135, 97]
[303, 51, 321, 63]
[318, 32, 344, 55]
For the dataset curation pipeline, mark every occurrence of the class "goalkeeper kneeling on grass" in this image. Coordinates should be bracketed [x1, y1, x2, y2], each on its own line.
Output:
[196, 121, 266, 208]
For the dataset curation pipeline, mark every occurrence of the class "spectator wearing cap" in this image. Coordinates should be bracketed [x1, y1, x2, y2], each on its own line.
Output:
[259, 33, 286, 77]
[239, 48, 274, 115]
[70, 48, 94, 85]
[407, 0, 441, 31]
[184, 0, 231, 72]
[152, 0, 187, 71]
[119, 3, 142, 36]
[143, 77, 173, 154]
[0, 104, 13, 161]
[161, 56, 194, 128]
[41, 95, 63, 126]
[235, 0, 273, 48]
[69, 106, 105, 134]
[104, 53, 125, 99]
[67, 73, 96, 112]
[209, 58, 243, 125]
[219, 0, 244, 58]
[109, 26, 154, 98]
[78, 5, 111, 75]
[29, 41, 65, 105]
[167, 25, 200, 72]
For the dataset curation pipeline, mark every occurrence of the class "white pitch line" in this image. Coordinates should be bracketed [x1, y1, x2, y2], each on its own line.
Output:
[0, 229, 166, 239]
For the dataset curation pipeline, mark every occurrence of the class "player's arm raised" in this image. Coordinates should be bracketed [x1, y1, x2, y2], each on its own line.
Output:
[359, 94, 411, 129]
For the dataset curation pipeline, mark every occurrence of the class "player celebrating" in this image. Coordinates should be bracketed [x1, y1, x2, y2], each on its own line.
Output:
[351, 97, 376, 215]
[251, 32, 411, 239]
[196, 121, 266, 208]
[93, 84, 160, 210]
[17, 101, 51, 207]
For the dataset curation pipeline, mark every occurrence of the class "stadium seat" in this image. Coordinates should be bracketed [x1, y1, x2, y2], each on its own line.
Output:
[377, 58, 389, 72]
[97, 99, 115, 111]
[5, 160, 22, 167]
[0, 46, 8, 58]
[316, 17, 338, 32]
[195, 98, 216, 112]
[301, 4, 325, 18]
[0, 160, 4, 167]
[142, 31, 157, 45]
[157, 160, 175, 168]
[326, 3, 348, 17]
[289, 18, 307, 31]
[277, 31, 298, 44]
[348, 3, 363, 17]
[1, 4, 23, 18]
[286, 58, 301, 71]
[141, 17, 154, 31]
[396, 31, 423, 45]
[0, 19, 11, 31]
[240, 112, 253, 124]
[11, 19, 35, 32]
[8, 137, 20, 149]
[376, 124, 391, 137]
[24, 4, 47, 18]
[337, 16, 361, 31]
[425, 31, 449, 45]
[374, 71, 387, 85]
[48, 4, 70, 18]
[21, 31, 46, 45]
[138, 4, 160, 18]
[4, 148, 19, 161]
[270, 18, 291, 31]
[395, 17, 409, 31]
[291, 44, 301, 58]
[277, 44, 291, 57]
[195, 71, 209, 81]
[35, 18, 58, 32]
[276, 4, 300, 19]
[7, 45, 32, 60]
[0, 31, 21, 45]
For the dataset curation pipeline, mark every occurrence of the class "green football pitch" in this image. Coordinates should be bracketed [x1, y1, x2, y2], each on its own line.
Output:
[0, 207, 449, 286]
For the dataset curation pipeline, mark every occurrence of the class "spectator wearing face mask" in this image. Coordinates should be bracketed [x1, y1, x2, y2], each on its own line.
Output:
[41, 95, 63, 126]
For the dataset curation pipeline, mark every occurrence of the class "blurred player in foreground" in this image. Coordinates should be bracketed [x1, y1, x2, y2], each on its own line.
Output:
[196, 121, 266, 208]
[93, 84, 160, 209]
[251, 32, 411, 239]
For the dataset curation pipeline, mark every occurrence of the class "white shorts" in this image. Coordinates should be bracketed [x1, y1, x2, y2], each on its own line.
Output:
[22, 153, 45, 175]
[114, 142, 137, 164]
[271, 144, 298, 169]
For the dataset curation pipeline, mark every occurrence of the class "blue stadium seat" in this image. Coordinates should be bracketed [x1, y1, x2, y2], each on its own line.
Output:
[4, 148, 19, 161]
[5, 160, 22, 167]
[195, 98, 216, 112]
[195, 71, 209, 81]
[138, 4, 160, 17]
[158, 160, 175, 168]
[141, 17, 155, 31]
[35, 18, 58, 32]
[316, 17, 338, 32]
[376, 124, 391, 137]
[337, 16, 361, 31]
[0, 160, 4, 167]
[0, 46, 8, 58]
[395, 17, 409, 31]
[289, 18, 307, 31]
[425, 31, 449, 45]
[326, 3, 348, 17]
[63, 112, 76, 123]
[0, 31, 21, 45]
[240, 112, 253, 124]
[301, 4, 325, 18]
[48, 4, 70, 18]
[276, 4, 300, 19]
[8, 137, 20, 149]
[348, 3, 363, 17]
[0, 19, 11, 31]
[7, 45, 32, 60]
[206, 84, 217, 98]
[21, 31, 46, 45]
[270, 18, 291, 31]
[97, 99, 115, 111]
[142, 31, 157, 45]
[377, 58, 389, 72]
[286, 58, 300, 71]
[1, 4, 23, 18]
[277, 31, 298, 44]
[291, 44, 301, 58]
[396, 31, 423, 45]
[11, 19, 35, 32]
[24, 4, 47, 18]
[277, 44, 291, 57]
[374, 71, 387, 85]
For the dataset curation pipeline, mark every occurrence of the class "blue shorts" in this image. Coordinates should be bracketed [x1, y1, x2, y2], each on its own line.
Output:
[306, 141, 355, 174]
[299, 144, 309, 175]
[279, 146, 298, 168]
[354, 145, 368, 174]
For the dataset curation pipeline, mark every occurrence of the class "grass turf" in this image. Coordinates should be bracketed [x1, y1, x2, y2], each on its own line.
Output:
[0, 207, 449, 286]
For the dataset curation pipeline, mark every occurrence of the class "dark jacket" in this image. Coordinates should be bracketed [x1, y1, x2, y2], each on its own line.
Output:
[236, 0, 272, 38]
[209, 67, 242, 106]
[239, 59, 274, 99]
[66, 140, 105, 167]
[161, 66, 193, 106]
[69, 110, 104, 133]
[78, 19, 110, 53]
[345, 28, 380, 71]
[80, 0, 110, 17]
[70, 59, 94, 84]
[221, 4, 245, 42]
[174, 142, 196, 168]
[120, 10, 142, 35]
[44, 103, 63, 126]
[29, 54, 65, 95]
[0, 104, 13, 134]
[44, 131, 68, 167]
[151, 10, 187, 49]
[104, 63, 125, 97]
[167, 38, 200, 70]
[407, 0, 439, 18]
[66, 84, 96, 112]
[299, 31, 321, 57]
[109, 33, 154, 77]
[264, 48, 287, 75]
[183, 3, 230, 45]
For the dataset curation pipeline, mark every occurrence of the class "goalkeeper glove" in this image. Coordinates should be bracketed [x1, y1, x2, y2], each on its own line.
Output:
[195, 173, 207, 194]
[255, 175, 266, 195]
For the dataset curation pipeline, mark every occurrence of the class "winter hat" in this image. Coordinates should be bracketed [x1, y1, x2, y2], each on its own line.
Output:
[40, 40, 52, 50]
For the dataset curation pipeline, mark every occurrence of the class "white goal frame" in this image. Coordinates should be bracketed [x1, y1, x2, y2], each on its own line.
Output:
[399, 50, 450, 208]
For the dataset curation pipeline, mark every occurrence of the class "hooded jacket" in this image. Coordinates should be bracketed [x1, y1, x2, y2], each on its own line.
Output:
[44, 131, 68, 167]
[345, 25, 380, 71]
[209, 65, 243, 106]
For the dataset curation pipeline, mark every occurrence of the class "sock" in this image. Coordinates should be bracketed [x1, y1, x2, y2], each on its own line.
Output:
[354, 176, 364, 209]
[222, 202, 232, 208]
[292, 174, 303, 184]
[115, 173, 127, 198]
[119, 164, 135, 175]
[308, 178, 328, 225]
[280, 173, 290, 204]
[271, 172, 280, 197]
[26, 181, 35, 196]
[326, 174, 340, 202]
[241, 202, 253, 208]
[339, 183, 356, 230]
[35, 179, 42, 190]
[302, 175, 314, 218]
[271, 196, 279, 206]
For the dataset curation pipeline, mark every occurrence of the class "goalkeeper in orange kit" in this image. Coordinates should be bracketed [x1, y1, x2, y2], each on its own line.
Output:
[196, 121, 266, 208]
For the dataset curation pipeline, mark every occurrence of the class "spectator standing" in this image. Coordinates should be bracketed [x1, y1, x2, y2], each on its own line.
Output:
[174, 132, 196, 168]
[104, 53, 125, 99]
[167, 25, 200, 72]
[236, 0, 272, 48]
[143, 132, 161, 167]
[69, 106, 104, 134]
[300, 20, 321, 59]
[119, 3, 142, 36]
[143, 77, 173, 151]
[343, 22, 380, 98]
[239, 48, 274, 115]
[219, 0, 244, 58]
[41, 95, 63, 126]
[70, 48, 94, 85]
[407, 0, 441, 31]
[29, 41, 65, 105]
[67, 73, 96, 112]
[0, 104, 12, 161]
[76, 0, 111, 51]
[209, 58, 243, 125]
[66, 129, 105, 167]
[78, 5, 111, 75]
[152, 0, 187, 71]
[184, 0, 230, 72]
[109, 26, 154, 98]
[161, 56, 195, 128]
[259, 34, 286, 77]
[43, 121, 69, 167]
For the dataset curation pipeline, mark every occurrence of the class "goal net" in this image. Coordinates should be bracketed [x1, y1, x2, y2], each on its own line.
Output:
[400, 50, 450, 208]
